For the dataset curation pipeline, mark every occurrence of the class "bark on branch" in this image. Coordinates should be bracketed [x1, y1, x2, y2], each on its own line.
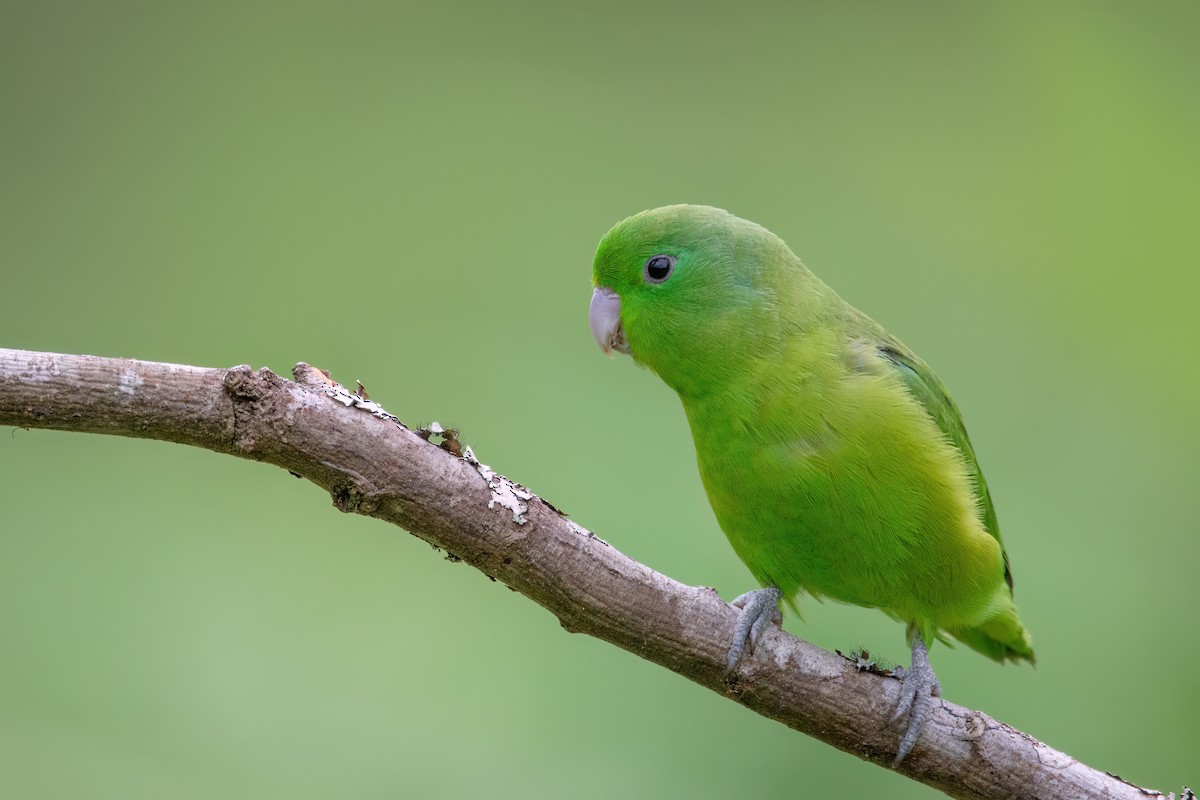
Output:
[0, 347, 1180, 800]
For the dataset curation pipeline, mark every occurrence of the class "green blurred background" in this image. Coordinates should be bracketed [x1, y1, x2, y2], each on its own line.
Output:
[2, 2, 1196, 797]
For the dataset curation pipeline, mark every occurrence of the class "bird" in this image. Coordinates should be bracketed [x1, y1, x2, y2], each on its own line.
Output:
[588, 204, 1033, 764]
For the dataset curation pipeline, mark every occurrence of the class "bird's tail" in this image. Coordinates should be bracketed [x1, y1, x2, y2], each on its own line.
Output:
[950, 594, 1035, 664]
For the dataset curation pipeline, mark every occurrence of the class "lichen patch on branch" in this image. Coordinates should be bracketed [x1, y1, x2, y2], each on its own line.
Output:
[416, 422, 537, 526]
[118, 368, 144, 396]
[293, 362, 407, 428]
[294, 362, 537, 528]
[466, 447, 534, 525]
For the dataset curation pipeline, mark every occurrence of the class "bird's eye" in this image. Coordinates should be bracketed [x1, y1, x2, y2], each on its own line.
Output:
[643, 255, 676, 284]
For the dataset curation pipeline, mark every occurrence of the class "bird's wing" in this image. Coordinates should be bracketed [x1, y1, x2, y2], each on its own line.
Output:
[875, 340, 1013, 592]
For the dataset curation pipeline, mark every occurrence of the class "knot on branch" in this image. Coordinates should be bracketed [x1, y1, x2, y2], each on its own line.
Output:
[223, 365, 270, 400]
[962, 710, 987, 741]
[222, 365, 288, 454]
[331, 483, 379, 515]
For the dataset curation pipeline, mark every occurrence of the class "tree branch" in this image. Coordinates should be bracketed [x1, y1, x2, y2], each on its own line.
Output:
[0, 347, 1179, 800]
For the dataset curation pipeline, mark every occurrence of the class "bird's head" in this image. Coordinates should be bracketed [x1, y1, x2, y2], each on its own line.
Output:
[589, 204, 805, 397]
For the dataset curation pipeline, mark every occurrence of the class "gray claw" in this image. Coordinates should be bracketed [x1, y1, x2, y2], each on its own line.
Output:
[892, 636, 941, 765]
[725, 587, 783, 675]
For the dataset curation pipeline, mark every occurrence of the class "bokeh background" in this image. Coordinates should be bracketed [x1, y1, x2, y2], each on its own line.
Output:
[2, 2, 1197, 797]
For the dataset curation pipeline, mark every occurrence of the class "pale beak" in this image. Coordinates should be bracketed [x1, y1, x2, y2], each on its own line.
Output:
[589, 286, 630, 355]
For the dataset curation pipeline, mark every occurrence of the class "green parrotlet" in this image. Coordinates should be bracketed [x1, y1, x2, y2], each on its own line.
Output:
[588, 204, 1033, 765]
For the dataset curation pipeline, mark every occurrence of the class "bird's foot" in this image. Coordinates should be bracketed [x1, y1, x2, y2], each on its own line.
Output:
[889, 637, 941, 765]
[724, 587, 783, 675]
